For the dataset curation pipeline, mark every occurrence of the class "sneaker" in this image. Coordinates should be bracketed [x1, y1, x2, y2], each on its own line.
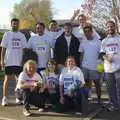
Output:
[107, 105, 118, 112]
[38, 108, 44, 112]
[23, 108, 31, 116]
[16, 98, 23, 105]
[1, 97, 8, 106]
[75, 112, 82, 115]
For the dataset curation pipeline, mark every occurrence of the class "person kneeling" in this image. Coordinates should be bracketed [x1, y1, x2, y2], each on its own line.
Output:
[16, 60, 46, 116]
[59, 56, 85, 113]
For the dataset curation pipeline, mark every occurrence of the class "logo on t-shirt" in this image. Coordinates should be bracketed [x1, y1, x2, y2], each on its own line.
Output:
[12, 38, 21, 49]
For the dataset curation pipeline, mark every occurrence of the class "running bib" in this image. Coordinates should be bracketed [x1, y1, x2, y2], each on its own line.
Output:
[63, 75, 74, 94]
[36, 46, 46, 54]
[47, 77, 56, 89]
[106, 43, 118, 54]
[12, 38, 22, 49]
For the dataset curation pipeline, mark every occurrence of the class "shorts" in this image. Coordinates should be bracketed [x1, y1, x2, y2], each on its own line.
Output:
[82, 67, 100, 81]
[5, 66, 22, 76]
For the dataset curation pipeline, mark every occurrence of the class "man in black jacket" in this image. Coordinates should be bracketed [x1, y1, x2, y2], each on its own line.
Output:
[54, 22, 80, 71]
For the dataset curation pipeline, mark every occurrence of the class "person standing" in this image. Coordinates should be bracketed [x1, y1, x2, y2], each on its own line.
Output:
[54, 22, 80, 73]
[79, 24, 101, 103]
[0, 18, 27, 106]
[27, 22, 53, 74]
[71, 10, 100, 41]
[100, 21, 120, 111]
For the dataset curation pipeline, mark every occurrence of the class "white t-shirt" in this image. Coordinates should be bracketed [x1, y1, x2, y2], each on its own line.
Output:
[59, 66, 85, 95]
[65, 35, 71, 53]
[73, 26, 100, 41]
[16, 71, 43, 89]
[100, 35, 120, 73]
[41, 71, 58, 93]
[79, 37, 101, 70]
[1, 31, 27, 66]
[27, 34, 53, 68]
[47, 30, 63, 48]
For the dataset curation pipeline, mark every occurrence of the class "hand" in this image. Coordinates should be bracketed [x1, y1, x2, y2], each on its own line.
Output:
[59, 96, 65, 104]
[103, 54, 113, 62]
[74, 9, 80, 17]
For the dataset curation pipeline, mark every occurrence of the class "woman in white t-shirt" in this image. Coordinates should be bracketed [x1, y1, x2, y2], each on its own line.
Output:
[16, 60, 46, 116]
[59, 56, 85, 113]
[41, 59, 59, 109]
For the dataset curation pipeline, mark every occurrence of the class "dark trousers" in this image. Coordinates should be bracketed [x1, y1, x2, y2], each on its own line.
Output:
[105, 70, 120, 107]
[23, 89, 46, 110]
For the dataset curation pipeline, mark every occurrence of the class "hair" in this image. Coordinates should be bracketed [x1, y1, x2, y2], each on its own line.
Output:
[49, 20, 57, 24]
[64, 22, 72, 28]
[23, 59, 37, 73]
[106, 20, 116, 27]
[36, 22, 45, 29]
[83, 24, 93, 32]
[65, 56, 76, 66]
[11, 18, 20, 24]
[45, 59, 57, 75]
[77, 14, 87, 21]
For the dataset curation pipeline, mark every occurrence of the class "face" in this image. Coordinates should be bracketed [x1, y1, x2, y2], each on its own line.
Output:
[11, 21, 19, 31]
[47, 62, 55, 71]
[106, 22, 116, 35]
[84, 28, 93, 40]
[78, 16, 86, 26]
[66, 57, 75, 69]
[36, 24, 44, 35]
[49, 22, 57, 32]
[64, 25, 72, 36]
[26, 64, 36, 75]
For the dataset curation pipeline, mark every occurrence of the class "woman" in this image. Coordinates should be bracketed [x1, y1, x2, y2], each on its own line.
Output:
[16, 60, 46, 116]
[59, 56, 85, 113]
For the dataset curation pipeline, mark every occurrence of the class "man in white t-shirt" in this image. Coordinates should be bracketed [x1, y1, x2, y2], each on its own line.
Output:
[100, 21, 120, 111]
[71, 10, 100, 41]
[79, 24, 101, 103]
[47, 20, 63, 58]
[0, 18, 27, 106]
[27, 22, 53, 74]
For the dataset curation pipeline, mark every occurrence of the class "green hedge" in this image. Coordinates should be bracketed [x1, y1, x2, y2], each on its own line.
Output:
[0, 32, 4, 42]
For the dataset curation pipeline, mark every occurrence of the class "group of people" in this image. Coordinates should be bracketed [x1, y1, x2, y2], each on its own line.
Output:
[1, 11, 120, 117]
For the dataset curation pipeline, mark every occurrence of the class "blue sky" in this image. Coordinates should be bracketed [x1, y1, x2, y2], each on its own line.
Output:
[0, 0, 83, 28]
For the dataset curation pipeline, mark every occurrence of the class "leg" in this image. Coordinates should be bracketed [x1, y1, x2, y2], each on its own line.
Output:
[3, 75, 12, 97]
[93, 80, 101, 103]
[105, 73, 117, 107]
[23, 89, 31, 110]
[114, 70, 120, 107]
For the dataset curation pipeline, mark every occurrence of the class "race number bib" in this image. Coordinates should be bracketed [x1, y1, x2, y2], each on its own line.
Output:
[47, 77, 56, 89]
[106, 44, 118, 54]
[63, 76, 73, 91]
[36, 46, 46, 54]
[12, 38, 22, 49]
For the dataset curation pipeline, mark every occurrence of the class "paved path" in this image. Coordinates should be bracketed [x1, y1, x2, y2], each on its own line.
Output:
[0, 79, 108, 120]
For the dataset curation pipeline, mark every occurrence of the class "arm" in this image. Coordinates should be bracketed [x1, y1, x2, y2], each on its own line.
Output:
[1, 47, 6, 70]
[70, 9, 80, 22]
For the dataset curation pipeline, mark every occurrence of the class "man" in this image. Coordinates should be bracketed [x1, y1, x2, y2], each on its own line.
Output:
[71, 10, 100, 41]
[54, 22, 80, 73]
[47, 20, 63, 58]
[79, 24, 101, 103]
[1, 18, 27, 106]
[100, 21, 120, 111]
[27, 22, 53, 74]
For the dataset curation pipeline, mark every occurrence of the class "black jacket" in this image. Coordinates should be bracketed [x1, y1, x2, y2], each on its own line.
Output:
[54, 33, 80, 66]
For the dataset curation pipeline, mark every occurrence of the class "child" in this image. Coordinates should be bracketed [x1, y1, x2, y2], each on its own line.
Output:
[41, 59, 59, 109]
[16, 60, 46, 116]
